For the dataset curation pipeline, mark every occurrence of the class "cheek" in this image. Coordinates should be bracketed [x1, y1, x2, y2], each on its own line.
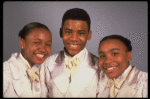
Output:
[63, 35, 69, 42]
[99, 59, 104, 68]
[79, 36, 86, 41]
[46, 47, 51, 54]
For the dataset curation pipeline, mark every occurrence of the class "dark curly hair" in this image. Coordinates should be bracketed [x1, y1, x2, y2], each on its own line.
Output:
[99, 35, 132, 52]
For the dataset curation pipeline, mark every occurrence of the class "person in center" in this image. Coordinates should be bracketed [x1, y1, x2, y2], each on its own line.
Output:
[40, 8, 100, 97]
[96, 35, 147, 98]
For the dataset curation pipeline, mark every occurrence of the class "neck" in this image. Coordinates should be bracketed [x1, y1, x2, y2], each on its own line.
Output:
[64, 48, 76, 57]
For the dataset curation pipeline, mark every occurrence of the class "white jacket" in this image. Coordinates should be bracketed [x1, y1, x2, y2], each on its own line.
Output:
[3, 53, 47, 98]
[96, 66, 148, 98]
[40, 49, 100, 97]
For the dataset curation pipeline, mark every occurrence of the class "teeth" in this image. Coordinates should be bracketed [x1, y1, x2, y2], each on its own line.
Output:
[37, 54, 44, 58]
[107, 67, 116, 70]
[70, 44, 78, 47]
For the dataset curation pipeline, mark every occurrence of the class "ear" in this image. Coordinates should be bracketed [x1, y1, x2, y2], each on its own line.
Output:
[19, 38, 25, 49]
[127, 51, 132, 62]
[59, 28, 63, 38]
[87, 30, 92, 40]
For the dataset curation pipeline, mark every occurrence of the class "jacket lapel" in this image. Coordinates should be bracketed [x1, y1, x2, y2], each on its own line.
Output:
[65, 51, 99, 97]
[47, 51, 70, 96]
[117, 66, 140, 97]
[96, 70, 109, 97]
[10, 53, 32, 97]
[47, 51, 99, 97]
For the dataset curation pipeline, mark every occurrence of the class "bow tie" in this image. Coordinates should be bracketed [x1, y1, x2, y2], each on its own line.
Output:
[107, 79, 123, 89]
[107, 79, 123, 98]
[107, 67, 132, 97]
[27, 69, 40, 83]
[19, 55, 40, 83]
[65, 57, 81, 70]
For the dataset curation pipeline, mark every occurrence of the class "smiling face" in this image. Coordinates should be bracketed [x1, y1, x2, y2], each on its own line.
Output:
[61, 19, 92, 56]
[20, 28, 52, 67]
[98, 39, 132, 79]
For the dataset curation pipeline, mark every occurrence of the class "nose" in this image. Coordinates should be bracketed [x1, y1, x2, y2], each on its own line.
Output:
[38, 44, 46, 53]
[104, 56, 112, 66]
[70, 32, 78, 41]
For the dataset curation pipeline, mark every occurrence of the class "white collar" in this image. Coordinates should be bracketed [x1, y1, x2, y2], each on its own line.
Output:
[114, 65, 132, 81]
[19, 53, 40, 69]
[64, 47, 86, 61]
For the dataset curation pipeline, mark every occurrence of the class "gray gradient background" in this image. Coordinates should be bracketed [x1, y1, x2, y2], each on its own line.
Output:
[3, 1, 148, 72]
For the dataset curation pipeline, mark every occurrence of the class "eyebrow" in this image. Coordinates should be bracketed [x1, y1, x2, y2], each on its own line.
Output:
[64, 28, 86, 32]
[99, 48, 120, 54]
[110, 48, 120, 51]
[64, 28, 73, 31]
[33, 38, 52, 42]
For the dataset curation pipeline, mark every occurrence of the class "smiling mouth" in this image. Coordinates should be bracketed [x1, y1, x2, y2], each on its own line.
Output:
[104, 66, 118, 72]
[68, 43, 80, 49]
[36, 54, 44, 58]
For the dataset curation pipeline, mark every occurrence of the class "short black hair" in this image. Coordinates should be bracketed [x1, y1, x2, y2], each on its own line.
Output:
[18, 22, 51, 39]
[99, 35, 132, 52]
[61, 8, 91, 31]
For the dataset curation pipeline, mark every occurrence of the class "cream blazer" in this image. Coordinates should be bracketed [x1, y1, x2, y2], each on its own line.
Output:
[96, 66, 148, 98]
[40, 49, 100, 98]
[3, 53, 47, 98]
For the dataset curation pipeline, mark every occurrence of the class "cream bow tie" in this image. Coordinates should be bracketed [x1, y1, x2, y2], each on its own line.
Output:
[107, 79, 122, 97]
[107, 67, 132, 97]
[19, 55, 40, 83]
[27, 69, 40, 83]
[65, 57, 81, 70]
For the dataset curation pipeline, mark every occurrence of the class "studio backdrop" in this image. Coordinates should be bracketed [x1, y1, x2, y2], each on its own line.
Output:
[3, 1, 148, 72]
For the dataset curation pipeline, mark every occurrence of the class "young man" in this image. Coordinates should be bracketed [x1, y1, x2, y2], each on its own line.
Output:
[40, 8, 100, 97]
[96, 35, 147, 98]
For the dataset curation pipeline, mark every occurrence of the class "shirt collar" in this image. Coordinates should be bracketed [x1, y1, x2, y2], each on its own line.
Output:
[64, 47, 86, 61]
[19, 53, 40, 69]
[114, 65, 132, 81]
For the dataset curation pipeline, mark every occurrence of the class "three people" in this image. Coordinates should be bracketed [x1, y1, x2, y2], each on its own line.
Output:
[96, 35, 148, 98]
[3, 8, 148, 98]
[3, 22, 52, 97]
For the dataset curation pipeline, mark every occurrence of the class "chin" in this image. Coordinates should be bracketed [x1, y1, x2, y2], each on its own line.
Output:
[106, 73, 119, 79]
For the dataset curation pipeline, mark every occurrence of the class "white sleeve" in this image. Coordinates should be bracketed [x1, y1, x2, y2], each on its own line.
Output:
[3, 61, 13, 97]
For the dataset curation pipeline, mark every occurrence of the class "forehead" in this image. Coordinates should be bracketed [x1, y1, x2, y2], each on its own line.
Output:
[63, 19, 88, 29]
[99, 39, 127, 51]
[26, 28, 51, 39]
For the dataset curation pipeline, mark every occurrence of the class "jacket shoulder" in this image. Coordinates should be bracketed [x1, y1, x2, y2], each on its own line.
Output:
[43, 51, 63, 65]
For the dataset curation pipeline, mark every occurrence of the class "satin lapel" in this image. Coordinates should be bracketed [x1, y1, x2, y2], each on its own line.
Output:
[10, 53, 32, 97]
[116, 66, 140, 98]
[66, 52, 99, 97]
[47, 51, 70, 96]
[96, 71, 109, 98]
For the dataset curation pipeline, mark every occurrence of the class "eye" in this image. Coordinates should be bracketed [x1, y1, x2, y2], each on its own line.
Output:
[78, 32, 84, 35]
[99, 55, 105, 59]
[46, 43, 51, 47]
[112, 53, 118, 56]
[34, 42, 40, 45]
[66, 31, 72, 34]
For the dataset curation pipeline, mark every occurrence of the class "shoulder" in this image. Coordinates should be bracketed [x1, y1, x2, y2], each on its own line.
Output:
[43, 51, 64, 66]
[130, 66, 148, 86]
[87, 51, 99, 70]
[137, 69, 148, 82]
[3, 53, 19, 69]
[132, 66, 148, 80]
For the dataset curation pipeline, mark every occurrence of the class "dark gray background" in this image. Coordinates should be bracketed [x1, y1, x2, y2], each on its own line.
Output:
[3, 1, 148, 72]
